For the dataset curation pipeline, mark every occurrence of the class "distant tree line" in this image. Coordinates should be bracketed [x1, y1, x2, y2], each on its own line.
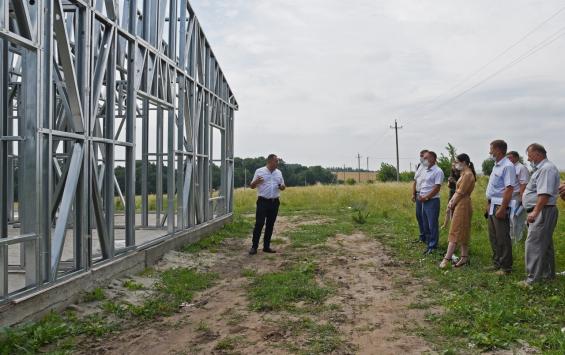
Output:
[234, 157, 336, 187]
[112, 158, 337, 195]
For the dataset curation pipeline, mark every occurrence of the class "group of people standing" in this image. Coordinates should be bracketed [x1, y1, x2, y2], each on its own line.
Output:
[413, 140, 564, 286]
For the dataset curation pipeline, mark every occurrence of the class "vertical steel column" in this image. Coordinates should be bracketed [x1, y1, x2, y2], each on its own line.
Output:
[104, 26, 116, 257]
[125, 0, 138, 247]
[156, 107, 163, 226]
[177, 0, 188, 229]
[0, 39, 8, 297]
[141, 99, 148, 227]
[75, 5, 90, 270]
[20, 46, 40, 287]
[167, 104, 176, 233]
[169, 0, 179, 232]
[40, 0, 55, 281]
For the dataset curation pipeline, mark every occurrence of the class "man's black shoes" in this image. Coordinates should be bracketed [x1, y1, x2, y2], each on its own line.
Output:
[249, 247, 276, 254]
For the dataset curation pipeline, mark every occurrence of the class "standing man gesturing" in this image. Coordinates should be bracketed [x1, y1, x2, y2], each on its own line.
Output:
[486, 140, 519, 275]
[249, 154, 286, 255]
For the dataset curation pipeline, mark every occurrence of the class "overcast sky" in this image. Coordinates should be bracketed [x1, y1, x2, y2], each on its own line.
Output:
[191, 0, 565, 172]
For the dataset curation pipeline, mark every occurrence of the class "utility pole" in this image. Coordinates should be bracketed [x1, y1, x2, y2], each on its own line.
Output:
[366, 156, 369, 171]
[390, 119, 403, 182]
[356, 153, 361, 183]
[244, 168, 247, 190]
[343, 164, 346, 182]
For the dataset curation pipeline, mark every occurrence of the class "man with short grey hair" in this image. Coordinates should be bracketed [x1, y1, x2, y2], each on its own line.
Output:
[519, 143, 560, 286]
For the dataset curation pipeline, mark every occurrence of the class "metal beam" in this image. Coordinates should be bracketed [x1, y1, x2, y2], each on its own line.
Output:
[53, 0, 85, 133]
[50, 143, 83, 280]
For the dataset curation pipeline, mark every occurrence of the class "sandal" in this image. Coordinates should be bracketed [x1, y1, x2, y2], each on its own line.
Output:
[454, 255, 470, 268]
[439, 258, 451, 269]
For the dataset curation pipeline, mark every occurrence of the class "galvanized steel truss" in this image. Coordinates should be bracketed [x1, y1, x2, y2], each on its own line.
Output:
[0, 0, 237, 302]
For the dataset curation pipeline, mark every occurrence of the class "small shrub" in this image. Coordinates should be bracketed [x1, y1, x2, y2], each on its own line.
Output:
[350, 200, 370, 224]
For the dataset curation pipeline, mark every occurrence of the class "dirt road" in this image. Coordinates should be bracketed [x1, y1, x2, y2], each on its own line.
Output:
[76, 216, 433, 354]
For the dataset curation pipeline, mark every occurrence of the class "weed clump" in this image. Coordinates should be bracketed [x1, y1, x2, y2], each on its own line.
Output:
[248, 263, 330, 311]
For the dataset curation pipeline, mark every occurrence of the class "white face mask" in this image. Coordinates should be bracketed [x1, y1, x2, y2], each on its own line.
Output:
[419, 157, 425, 164]
[455, 163, 464, 171]
[489, 154, 496, 161]
[422, 159, 430, 168]
[529, 161, 537, 170]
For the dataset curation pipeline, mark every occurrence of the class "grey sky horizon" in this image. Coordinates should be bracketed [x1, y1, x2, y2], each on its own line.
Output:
[192, 0, 565, 172]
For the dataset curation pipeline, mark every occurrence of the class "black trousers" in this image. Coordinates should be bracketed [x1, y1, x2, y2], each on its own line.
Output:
[252, 197, 280, 249]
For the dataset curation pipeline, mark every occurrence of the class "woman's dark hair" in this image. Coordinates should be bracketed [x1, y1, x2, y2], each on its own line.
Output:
[456, 153, 476, 180]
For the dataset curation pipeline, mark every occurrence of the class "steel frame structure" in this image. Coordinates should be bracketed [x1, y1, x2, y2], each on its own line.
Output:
[0, 0, 237, 303]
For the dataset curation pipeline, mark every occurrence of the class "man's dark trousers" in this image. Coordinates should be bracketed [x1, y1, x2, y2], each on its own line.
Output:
[488, 205, 513, 272]
[415, 197, 426, 242]
[422, 198, 440, 250]
[252, 197, 280, 250]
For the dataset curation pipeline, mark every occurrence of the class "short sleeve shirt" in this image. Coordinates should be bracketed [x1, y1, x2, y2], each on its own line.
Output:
[514, 162, 530, 185]
[414, 164, 426, 192]
[419, 165, 444, 199]
[522, 159, 560, 209]
[486, 157, 519, 200]
[253, 167, 285, 199]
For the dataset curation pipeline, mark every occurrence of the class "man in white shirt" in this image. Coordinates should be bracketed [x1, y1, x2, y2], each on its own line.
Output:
[249, 154, 286, 255]
[486, 140, 519, 275]
[418, 151, 444, 254]
[412, 149, 429, 244]
[507, 151, 530, 197]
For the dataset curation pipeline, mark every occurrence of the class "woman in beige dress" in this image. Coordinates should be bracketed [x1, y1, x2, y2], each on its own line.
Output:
[440, 153, 476, 268]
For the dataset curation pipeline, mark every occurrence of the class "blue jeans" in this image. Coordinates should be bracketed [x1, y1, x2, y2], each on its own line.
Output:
[422, 198, 440, 250]
[415, 198, 425, 242]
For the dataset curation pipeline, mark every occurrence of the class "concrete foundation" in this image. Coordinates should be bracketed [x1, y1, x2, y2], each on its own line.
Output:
[0, 214, 232, 327]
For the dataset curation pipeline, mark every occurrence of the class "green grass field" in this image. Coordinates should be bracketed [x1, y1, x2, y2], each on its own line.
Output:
[235, 181, 565, 353]
[2, 181, 564, 354]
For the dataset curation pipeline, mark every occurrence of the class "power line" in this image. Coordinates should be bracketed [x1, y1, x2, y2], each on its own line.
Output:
[419, 25, 565, 117]
[413, 5, 565, 116]
[404, 5, 565, 122]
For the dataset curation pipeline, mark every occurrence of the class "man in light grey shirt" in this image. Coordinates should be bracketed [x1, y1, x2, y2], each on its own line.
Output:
[520, 143, 560, 286]
[485, 140, 519, 275]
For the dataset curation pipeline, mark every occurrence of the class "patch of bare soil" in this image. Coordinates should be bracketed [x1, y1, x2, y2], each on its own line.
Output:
[322, 233, 432, 354]
[75, 216, 435, 355]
